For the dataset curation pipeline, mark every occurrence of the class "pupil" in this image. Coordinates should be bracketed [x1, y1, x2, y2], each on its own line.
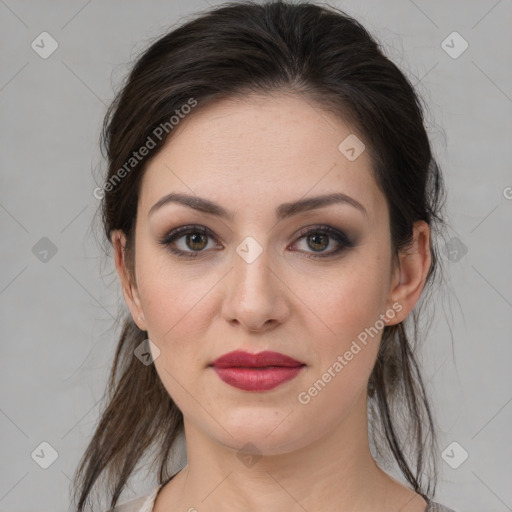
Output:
[187, 233, 207, 250]
[309, 233, 327, 251]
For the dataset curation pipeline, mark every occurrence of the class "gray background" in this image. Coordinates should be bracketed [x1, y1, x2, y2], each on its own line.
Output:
[1, 0, 511, 511]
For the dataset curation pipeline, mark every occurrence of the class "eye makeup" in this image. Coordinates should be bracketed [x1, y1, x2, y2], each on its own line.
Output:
[157, 223, 355, 260]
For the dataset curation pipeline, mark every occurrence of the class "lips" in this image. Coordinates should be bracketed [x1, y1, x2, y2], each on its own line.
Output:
[210, 350, 304, 368]
[209, 350, 305, 391]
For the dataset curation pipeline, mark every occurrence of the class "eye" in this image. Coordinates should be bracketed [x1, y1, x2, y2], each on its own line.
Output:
[158, 225, 220, 258]
[290, 225, 352, 258]
[158, 224, 352, 259]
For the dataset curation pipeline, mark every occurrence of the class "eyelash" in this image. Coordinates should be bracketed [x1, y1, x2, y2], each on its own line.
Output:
[158, 224, 353, 260]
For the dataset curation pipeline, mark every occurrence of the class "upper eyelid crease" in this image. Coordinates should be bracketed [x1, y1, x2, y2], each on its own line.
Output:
[148, 192, 368, 220]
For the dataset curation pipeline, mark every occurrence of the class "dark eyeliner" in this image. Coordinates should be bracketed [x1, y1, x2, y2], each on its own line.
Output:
[293, 224, 353, 258]
[157, 225, 214, 259]
[158, 224, 352, 259]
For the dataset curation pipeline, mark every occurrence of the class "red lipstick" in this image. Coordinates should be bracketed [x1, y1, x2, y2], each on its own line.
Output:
[209, 350, 305, 391]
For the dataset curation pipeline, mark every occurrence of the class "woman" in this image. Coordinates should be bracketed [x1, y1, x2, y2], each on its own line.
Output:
[72, 1, 457, 511]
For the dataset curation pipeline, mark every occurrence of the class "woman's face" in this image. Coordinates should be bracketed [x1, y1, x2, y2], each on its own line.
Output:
[114, 93, 425, 456]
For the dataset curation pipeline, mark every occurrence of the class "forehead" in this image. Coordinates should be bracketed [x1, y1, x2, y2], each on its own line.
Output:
[139, 93, 385, 223]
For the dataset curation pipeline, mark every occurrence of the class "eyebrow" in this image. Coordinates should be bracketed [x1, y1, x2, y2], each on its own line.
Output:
[148, 191, 368, 220]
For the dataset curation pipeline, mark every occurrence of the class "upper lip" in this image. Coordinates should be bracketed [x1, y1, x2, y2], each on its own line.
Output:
[210, 350, 305, 368]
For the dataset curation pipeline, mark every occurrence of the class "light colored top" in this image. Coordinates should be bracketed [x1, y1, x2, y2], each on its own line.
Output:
[111, 481, 458, 512]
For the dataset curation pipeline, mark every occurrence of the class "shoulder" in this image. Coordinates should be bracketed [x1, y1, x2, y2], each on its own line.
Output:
[109, 487, 159, 512]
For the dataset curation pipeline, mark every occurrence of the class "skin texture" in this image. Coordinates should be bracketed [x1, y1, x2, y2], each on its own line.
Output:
[112, 92, 431, 512]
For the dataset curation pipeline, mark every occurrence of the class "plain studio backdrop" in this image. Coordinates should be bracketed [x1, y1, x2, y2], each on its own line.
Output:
[1, 1, 511, 511]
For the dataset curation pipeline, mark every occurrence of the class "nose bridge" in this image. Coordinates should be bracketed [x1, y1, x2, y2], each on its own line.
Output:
[233, 236, 274, 303]
[222, 235, 286, 330]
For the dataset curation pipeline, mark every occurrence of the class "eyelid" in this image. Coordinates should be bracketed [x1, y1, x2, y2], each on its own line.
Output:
[158, 224, 214, 245]
[158, 223, 352, 258]
[158, 224, 220, 258]
[288, 224, 352, 258]
[293, 224, 351, 246]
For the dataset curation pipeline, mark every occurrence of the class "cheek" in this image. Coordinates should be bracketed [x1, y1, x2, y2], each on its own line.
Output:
[136, 262, 215, 410]
[135, 242, 214, 333]
[293, 278, 385, 425]
[134, 249, 222, 397]
[292, 255, 390, 395]
[139, 278, 216, 364]
[299, 259, 390, 346]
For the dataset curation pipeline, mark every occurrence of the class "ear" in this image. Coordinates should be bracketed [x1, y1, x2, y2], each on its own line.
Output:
[111, 229, 147, 331]
[386, 220, 432, 324]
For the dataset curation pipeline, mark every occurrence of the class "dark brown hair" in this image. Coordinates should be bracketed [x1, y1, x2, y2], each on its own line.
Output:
[73, 1, 447, 510]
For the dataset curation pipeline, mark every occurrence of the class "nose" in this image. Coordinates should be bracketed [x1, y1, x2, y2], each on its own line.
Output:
[221, 243, 289, 333]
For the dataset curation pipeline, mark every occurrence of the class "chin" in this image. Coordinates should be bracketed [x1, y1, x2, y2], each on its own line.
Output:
[213, 417, 313, 456]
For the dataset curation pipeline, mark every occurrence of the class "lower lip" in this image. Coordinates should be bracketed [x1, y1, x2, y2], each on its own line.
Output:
[211, 366, 305, 391]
